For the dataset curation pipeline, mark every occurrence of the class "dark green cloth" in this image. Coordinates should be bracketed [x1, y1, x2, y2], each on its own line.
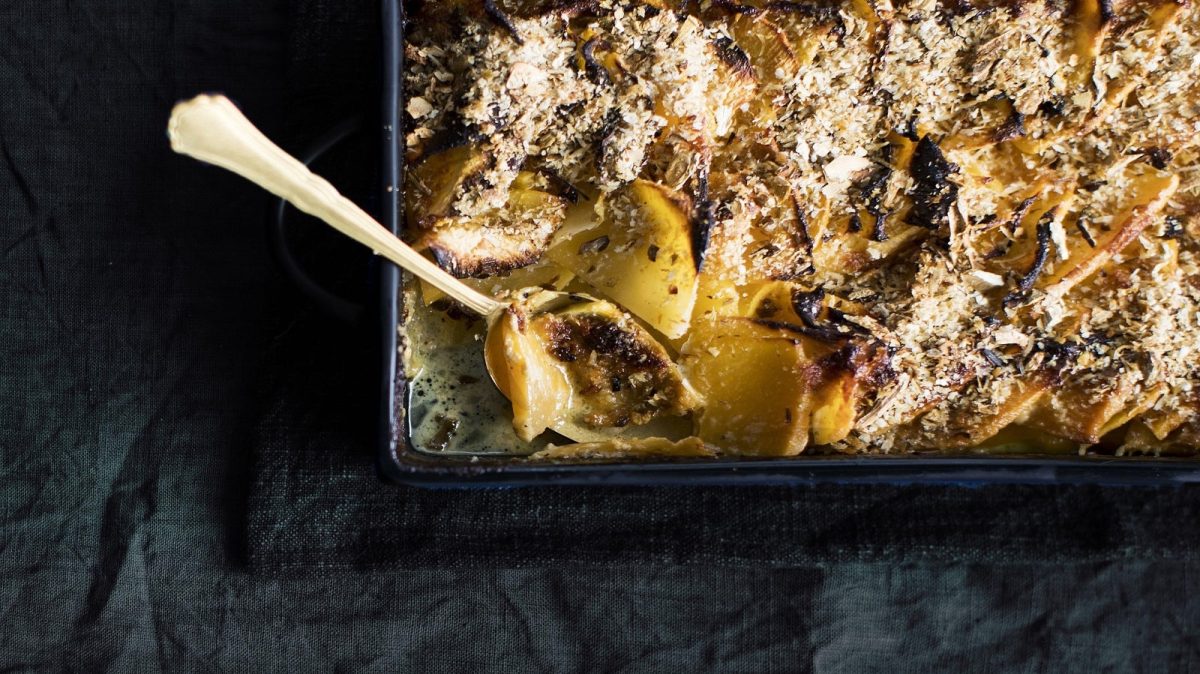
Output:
[4, 0, 1200, 670]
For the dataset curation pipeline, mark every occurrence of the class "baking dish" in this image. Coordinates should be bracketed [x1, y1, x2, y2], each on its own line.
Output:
[282, 0, 1200, 486]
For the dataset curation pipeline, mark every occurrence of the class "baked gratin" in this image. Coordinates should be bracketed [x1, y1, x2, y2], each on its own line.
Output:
[401, 0, 1200, 457]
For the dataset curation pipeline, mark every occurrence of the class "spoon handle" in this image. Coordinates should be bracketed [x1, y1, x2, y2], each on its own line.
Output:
[168, 94, 502, 317]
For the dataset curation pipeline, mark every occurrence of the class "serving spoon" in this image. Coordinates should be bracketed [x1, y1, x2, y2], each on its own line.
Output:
[168, 94, 696, 443]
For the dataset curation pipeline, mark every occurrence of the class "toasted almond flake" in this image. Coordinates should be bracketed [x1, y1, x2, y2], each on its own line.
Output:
[406, 96, 433, 118]
[822, 156, 875, 183]
[1048, 219, 1070, 262]
[969, 270, 1005, 288]
[992, 325, 1030, 347]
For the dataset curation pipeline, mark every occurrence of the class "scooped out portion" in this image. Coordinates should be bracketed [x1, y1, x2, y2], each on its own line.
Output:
[485, 290, 701, 442]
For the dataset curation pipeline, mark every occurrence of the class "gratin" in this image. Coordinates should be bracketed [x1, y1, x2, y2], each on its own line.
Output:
[401, 0, 1200, 457]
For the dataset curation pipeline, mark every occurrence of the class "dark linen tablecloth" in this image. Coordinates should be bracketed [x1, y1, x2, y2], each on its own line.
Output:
[4, 0, 1200, 670]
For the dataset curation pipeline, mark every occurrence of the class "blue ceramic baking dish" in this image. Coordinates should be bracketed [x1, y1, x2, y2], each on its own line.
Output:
[367, 0, 1200, 487]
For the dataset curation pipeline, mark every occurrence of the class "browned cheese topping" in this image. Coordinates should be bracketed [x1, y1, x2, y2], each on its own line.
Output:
[406, 0, 1200, 454]
[534, 307, 698, 427]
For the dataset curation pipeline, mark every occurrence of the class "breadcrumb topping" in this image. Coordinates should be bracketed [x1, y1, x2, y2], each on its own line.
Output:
[406, 0, 1200, 454]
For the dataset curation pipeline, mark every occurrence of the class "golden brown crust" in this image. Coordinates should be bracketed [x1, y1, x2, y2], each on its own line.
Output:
[407, 0, 1200, 454]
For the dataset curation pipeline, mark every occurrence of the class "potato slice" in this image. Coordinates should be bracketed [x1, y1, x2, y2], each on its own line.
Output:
[1119, 422, 1169, 455]
[942, 377, 1051, 450]
[485, 291, 701, 441]
[708, 37, 757, 138]
[1097, 383, 1168, 439]
[548, 180, 699, 339]
[535, 300, 701, 428]
[419, 259, 574, 306]
[486, 301, 575, 442]
[724, 15, 801, 131]
[682, 317, 818, 456]
[406, 147, 569, 277]
[696, 281, 872, 447]
[420, 187, 568, 277]
[405, 145, 487, 227]
[972, 425, 1081, 455]
[1041, 171, 1178, 297]
[810, 372, 859, 446]
[1023, 380, 1136, 444]
[690, 273, 744, 321]
[1142, 405, 1193, 441]
[727, 15, 802, 84]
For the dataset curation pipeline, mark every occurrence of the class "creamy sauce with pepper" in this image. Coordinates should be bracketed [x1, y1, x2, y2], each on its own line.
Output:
[404, 292, 548, 455]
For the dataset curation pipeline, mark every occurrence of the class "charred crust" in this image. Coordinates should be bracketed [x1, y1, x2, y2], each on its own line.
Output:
[1002, 211, 1054, 306]
[853, 165, 893, 242]
[579, 234, 610, 254]
[820, 340, 895, 388]
[827, 308, 873, 337]
[548, 0, 601, 17]
[1143, 146, 1172, 170]
[755, 318, 853, 342]
[709, 0, 765, 16]
[1032, 338, 1083, 380]
[983, 197, 1035, 256]
[595, 107, 624, 172]
[581, 37, 612, 86]
[419, 116, 482, 158]
[1076, 220, 1097, 247]
[477, 0, 599, 18]
[862, 352, 897, 390]
[869, 211, 889, 242]
[905, 136, 959, 231]
[768, 1, 846, 36]
[544, 319, 579, 361]
[536, 167, 583, 203]
[939, 0, 977, 17]
[789, 193, 815, 261]
[993, 106, 1026, 142]
[1038, 96, 1066, 117]
[483, 0, 524, 44]
[428, 243, 542, 278]
[1097, 0, 1114, 26]
[583, 318, 660, 365]
[1163, 215, 1184, 239]
[713, 36, 754, 79]
[980, 347, 1006, 368]
[791, 287, 825, 325]
[1007, 197, 1036, 230]
[848, 211, 863, 233]
[691, 167, 715, 272]
[554, 314, 669, 371]
[751, 287, 861, 342]
[755, 297, 781, 319]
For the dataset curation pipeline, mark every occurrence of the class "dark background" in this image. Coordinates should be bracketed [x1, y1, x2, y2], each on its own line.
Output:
[3, 1, 1200, 670]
